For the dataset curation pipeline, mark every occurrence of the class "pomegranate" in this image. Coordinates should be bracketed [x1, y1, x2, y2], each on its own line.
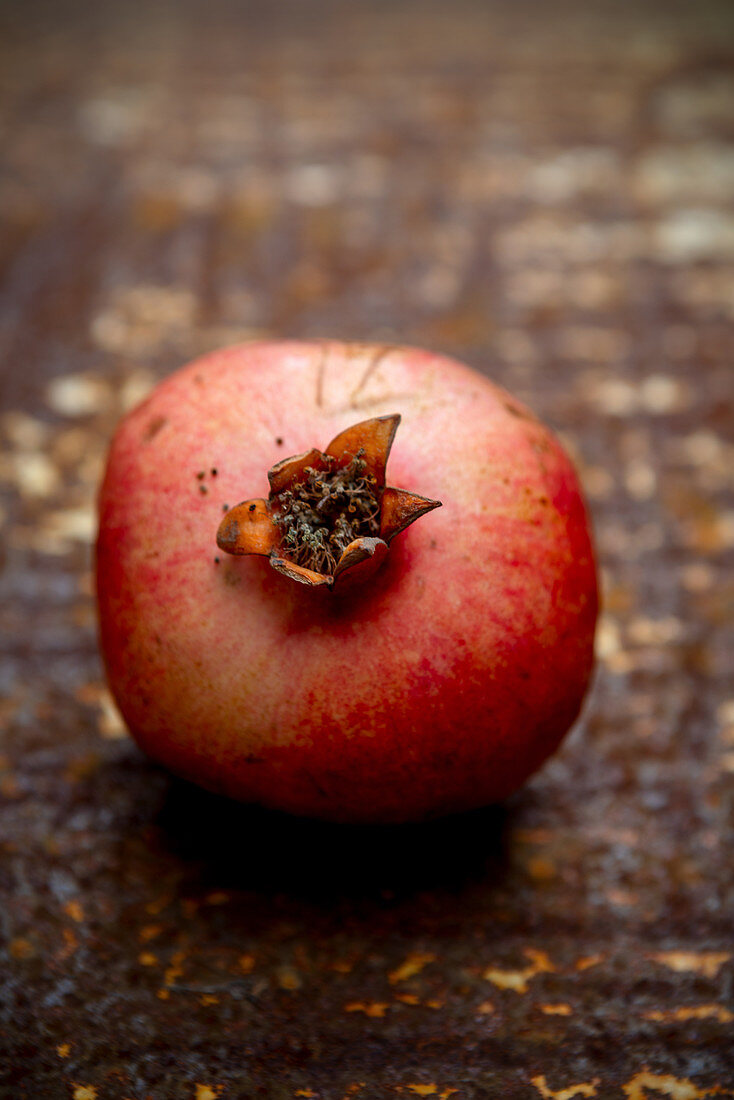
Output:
[96, 340, 598, 823]
[215, 412, 441, 590]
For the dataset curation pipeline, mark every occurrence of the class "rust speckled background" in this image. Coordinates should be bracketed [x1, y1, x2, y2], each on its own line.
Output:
[1, 1, 733, 1096]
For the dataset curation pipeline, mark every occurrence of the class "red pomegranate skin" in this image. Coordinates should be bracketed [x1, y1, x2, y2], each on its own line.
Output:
[96, 341, 598, 823]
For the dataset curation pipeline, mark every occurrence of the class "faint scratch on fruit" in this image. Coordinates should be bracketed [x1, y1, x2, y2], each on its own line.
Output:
[311, 340, 433, 417]
[349, 387, 422, 414]
[531, 1076, 599, 1099]
[483, 947, 555, 993]
[348, 344, 394, 408]
[315, 343, 328, 408]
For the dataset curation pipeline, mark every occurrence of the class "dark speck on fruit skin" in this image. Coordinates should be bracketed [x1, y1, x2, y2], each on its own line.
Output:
[199, 484, 208, 494]
[504, 401, 534, 421]
[249, 503, 256, 512]
[197, 471, 205, 480]
[276, 437, 283, 446]
[222, 503, 229, 512]
[143, 415, 168, 442]
[211, 468, 218, 476]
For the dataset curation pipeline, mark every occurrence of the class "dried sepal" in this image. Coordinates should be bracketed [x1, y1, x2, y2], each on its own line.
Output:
[270, 556, 333, 587]
[325, 414, 400, 488]
[380, 487, 442, 543]
[216, 414, 441, 590]
[332, 536, 389, 590]
[217, 499, 278, 556]
[268, 448, 326, 496]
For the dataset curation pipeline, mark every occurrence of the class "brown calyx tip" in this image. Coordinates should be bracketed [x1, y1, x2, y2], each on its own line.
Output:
[216, 414, 441, 590]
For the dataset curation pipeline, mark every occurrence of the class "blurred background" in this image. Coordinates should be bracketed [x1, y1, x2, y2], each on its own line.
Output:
[1, 0, 733, 1096]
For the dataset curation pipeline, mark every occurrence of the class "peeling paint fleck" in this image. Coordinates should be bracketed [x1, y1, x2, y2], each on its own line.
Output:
[575, 954, 605, 971]
[484, 948, 555, 993]
[277, 966, 302, 991]
[140, 924, 163, 943]
[345, 1001, 389, 1018]
[389, 952, 437, 984]
[57, 927, 78, 961]
[195, 1086, 223, 1100]
[622, 1071, 734, 1099]
[643, 1005, 733, 1023]
[650, 952, 731, 978]
[531, 1075, 599, 1099]
[9, 937, 35, 959]
[157, 950, 186, 998]
[540, 1003, 573, 1016]
[63, 899, 85, 923]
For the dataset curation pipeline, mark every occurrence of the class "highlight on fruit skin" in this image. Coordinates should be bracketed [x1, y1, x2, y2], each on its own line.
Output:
[216, 413, 442, 590]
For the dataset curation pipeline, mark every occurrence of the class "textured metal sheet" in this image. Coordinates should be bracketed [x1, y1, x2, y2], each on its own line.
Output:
[1, 1, 733, 1096]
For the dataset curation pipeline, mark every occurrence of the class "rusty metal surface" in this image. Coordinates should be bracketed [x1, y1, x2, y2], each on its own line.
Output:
[1, 1, 734, 1096]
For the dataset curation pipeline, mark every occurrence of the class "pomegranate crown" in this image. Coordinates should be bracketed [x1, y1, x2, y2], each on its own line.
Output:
[216, 414, 441, 590]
